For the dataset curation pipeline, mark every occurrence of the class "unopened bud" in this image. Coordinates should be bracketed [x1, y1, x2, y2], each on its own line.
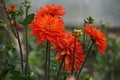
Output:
[66, 75, 76, 80]
[84, 16, 94, 24]
[26, 3, 30, 8]
[89, 16, 94, 24]
[29, 72, 34, 78]
[86, 77, 93, 80]
[84, 19, 89, 23]
[73, 29, 82, 37]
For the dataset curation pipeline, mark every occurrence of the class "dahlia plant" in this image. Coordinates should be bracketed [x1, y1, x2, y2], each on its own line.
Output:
[0, 0, 107, 80]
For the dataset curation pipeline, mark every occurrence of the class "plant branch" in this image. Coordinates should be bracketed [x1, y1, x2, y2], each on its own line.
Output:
[83, 24, 86, 49]
[1, 0, 17, 38]
[71, 36, 77, 74]
[25, 7, 29, 76]
[13, 17, 24, 75]
[55, 55, 66, 80]
[76, 41, 94, 79]
[45, 42, 51, 80]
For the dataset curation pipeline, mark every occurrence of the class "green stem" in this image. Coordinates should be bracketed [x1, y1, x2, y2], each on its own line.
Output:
[55, 55, 66, 80]
[45, 49, 47, 80]
[114, 60, 117, 80]
[76, 41, 94, 79]
[13, 17, 24, 74]
[71, 36, 77, 74]
[83, 24, 86, 49]
[45, 42, 51, 80]
[25, 7, 29, 76]
[86, 38, 91, 50]
[1, 0, 17, 38]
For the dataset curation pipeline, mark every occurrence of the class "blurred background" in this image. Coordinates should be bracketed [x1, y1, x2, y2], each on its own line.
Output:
[0, 0, 120, 80]
[5, 0, 120, 27]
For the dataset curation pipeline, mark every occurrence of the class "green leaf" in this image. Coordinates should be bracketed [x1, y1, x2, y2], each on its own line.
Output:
[5, 41, 13, 51]
[11, 48, 19, 63]
[9, 70, 21, 79]
[4, 52, 12, 64]
[22, 14, 34, 25]
[0, 68, 9, 80]
[4, 48, 19, 64]
[16, 6, 24, 16]
[9, 69, 28, 80]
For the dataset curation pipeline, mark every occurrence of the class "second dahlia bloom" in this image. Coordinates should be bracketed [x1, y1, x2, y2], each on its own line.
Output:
[30, 14, 65, 44]
[84, 23, 107, 53]
[53, 33, 84, 72]
[38, 4, 65, 16]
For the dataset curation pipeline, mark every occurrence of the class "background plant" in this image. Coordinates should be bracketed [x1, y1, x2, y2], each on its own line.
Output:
[94, 37, 120, 80]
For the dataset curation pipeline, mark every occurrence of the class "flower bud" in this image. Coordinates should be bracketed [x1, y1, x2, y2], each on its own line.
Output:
[89, 16, 94, 24]
[26, 3, 30, 8]
[66, 75, 76, 80]
[73, 29, 82, 37]
[29, 72, 34, 78]
[86, 77, 93, 80]
[84, 16, 94, 24]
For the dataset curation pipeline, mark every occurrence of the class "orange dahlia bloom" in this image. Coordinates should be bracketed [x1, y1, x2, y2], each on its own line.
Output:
[38, 4, 65, 16]
[53, 33, 84, 72]
[30, 14, 66, 44]
[84, 23, 107, 53]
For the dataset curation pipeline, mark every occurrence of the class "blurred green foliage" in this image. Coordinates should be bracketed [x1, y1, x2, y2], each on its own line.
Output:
[94, 37, 120, 80]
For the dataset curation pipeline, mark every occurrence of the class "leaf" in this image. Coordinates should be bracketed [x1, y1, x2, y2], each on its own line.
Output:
[9, 70, 21, 78]
[11, 48, 19, 63]
[16, 6, 24, 16]
[0, 68, 9, 80]
[4, 52, 12, 64]
[9, 70, 28, 80]
[5, 41, 13, 51]
[0, 65, 15, 80]
[22, 14, 34, 25]
[4, 48, 19, 64]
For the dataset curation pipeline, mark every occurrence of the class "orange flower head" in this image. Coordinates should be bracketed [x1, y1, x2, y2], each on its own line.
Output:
[30, 14, 66, 44]
[53, 33, 84, 72]
[84, 23, 107, 53]
[38, 4, 65, 16]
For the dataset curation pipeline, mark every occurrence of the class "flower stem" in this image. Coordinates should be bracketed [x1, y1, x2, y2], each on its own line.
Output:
[45, 42, 51, 80]
[55, 55, 66, 80]
[86, 38, 91, 50]
[25, 7, 29, 76]
[13, 17, 24, 74]
[71, 36, 77, 74]
[83, 24, 86, 49]
[1, 0, 17, 38]
[1, 0, 23, 74]
[76, 41, 94, 79]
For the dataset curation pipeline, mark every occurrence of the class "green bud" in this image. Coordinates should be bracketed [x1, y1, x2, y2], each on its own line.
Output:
[86, 77, 93, 80]
[84, 16, 95, 24]
[84, 19, 89, 23]
[89, 16, 94, 24]
[73, 29, 82, 37]
[25, 3, 30, 8]
[29, 72, 34, 78]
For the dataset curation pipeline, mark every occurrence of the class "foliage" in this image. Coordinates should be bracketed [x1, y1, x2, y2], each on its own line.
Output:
[94, 37, 120, 80]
